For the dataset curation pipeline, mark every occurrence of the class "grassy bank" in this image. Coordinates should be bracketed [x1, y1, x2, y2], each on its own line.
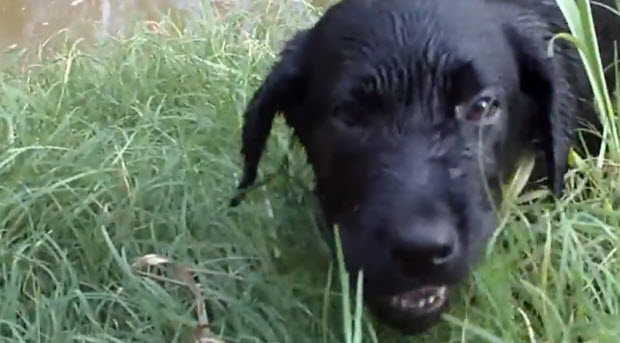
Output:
[0, 1, 618, 342]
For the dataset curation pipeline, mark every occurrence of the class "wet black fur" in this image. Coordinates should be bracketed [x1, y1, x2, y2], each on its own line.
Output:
[231, 0, 619, 334]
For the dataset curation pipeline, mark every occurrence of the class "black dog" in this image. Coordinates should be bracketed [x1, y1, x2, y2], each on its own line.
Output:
[231, 0, 619, 334]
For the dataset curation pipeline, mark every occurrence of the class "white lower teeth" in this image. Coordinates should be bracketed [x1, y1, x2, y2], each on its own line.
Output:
[391, 286, 448, 310]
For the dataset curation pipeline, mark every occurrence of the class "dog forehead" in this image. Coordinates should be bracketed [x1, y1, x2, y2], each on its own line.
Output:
[307, 0, 518, 88]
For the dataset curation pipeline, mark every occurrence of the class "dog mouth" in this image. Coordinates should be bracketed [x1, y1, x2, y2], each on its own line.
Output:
[367, 284, 450, 333]
[383, 285, 448, 315]
[386, 285, 448, 313]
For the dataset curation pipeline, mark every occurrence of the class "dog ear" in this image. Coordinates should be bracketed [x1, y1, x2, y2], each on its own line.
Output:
[230, 30, 310, 206]
[503, 20, 581, 197]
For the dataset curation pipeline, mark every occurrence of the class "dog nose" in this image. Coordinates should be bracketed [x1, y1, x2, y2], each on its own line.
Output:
[391, 218, 458, 266]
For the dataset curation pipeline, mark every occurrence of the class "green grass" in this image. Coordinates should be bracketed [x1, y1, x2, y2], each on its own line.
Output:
[0, 0, 619, 342]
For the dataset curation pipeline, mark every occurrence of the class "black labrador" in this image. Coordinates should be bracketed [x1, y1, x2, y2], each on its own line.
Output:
[231, 0, 619, 334]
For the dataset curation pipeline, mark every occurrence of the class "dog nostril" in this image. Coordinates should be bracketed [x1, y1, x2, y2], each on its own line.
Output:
[431, 244, 455, 265]
[392, 218, 458, 267]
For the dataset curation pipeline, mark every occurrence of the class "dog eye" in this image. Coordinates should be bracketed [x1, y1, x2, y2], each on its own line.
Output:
[458, 96, 499, 123]
[333, 105, 363, 128]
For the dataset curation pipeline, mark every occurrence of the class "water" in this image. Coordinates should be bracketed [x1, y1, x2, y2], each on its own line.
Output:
[0, 0, 334, 66]
[0, 0, 290, 62]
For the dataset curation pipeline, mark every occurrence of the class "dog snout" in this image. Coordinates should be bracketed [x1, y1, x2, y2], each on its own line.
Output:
[391, 217, 459, 269]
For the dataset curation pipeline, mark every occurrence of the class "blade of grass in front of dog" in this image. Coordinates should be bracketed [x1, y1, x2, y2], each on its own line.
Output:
[553, 2, 611, 156]
[577, 0, 620, 152]
[334, 224, 366, 343]
[554, 0, 619, 161]
[541, 212, 554, 290]
[616, 43, 619, 110]
[502, 149, 537, 207]
[615, 38, 619, 81]
[334, 226, 364, 343]
[352, 270, 364, 343]
[322, 262, 334, 343]
[366, 321, 379, 343]
[334, 225, 353, 343]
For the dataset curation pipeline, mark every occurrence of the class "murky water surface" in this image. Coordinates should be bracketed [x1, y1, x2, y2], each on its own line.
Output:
[0, 0, 325, 63]
[0, 1, 197, 52]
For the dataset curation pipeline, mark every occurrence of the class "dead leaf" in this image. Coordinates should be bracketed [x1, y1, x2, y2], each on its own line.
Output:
[192, 324, 226, 343]
[131, 253, 229, 343]
[132, 253, 171, 269]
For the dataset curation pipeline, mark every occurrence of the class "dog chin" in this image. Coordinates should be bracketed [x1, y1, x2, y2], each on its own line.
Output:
[365, 284, 452, 334]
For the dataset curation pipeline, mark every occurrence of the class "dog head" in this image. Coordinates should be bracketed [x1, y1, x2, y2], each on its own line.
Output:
[232, 0, 583, 333]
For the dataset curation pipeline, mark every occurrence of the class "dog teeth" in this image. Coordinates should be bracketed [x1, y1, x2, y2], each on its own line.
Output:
[448, 168, 463, 179]
[391, 286, 448, 310]
[400, 299, 408, 308]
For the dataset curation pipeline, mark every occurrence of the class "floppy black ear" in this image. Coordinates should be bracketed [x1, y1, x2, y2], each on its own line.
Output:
[503, 20, 582, 197]
[230, 30, 310, 206]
